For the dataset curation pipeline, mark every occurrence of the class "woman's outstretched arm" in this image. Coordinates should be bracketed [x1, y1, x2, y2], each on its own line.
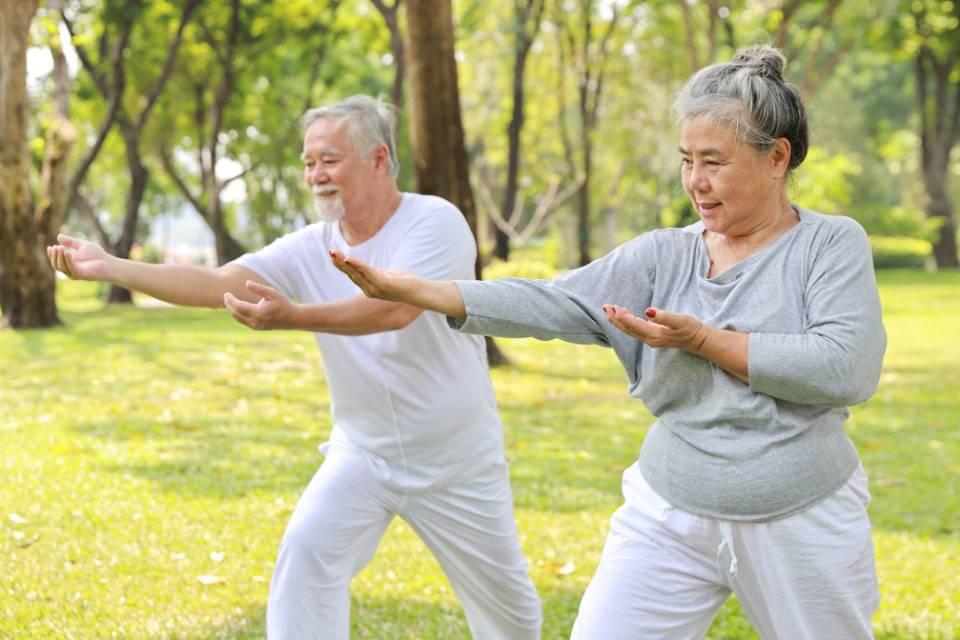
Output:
[330, 250, 467, 319]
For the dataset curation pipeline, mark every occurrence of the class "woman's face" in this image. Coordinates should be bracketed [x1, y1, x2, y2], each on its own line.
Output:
[679, 116, 787, 236]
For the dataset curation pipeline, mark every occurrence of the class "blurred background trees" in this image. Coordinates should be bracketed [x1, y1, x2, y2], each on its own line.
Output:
[3, 0, 958, 327]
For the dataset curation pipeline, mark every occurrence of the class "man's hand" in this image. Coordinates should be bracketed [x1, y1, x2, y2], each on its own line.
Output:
[46, 234, 112, 281]
[224, 281, 297, 330]
[603, 304, 713, 354]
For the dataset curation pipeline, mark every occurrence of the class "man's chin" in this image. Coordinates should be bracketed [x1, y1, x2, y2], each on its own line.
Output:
[311, 198, 346, 223]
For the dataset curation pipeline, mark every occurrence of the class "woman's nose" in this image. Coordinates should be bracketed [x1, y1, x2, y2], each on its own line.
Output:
[688, 166, 709, 192]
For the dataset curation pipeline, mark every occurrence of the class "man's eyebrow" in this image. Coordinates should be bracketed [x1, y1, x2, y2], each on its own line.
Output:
[301, 148, 344, 161]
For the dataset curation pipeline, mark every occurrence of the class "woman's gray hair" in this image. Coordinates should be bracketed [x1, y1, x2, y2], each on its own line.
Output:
[301, 95, 400, 177]
[673, 45, 808, 171]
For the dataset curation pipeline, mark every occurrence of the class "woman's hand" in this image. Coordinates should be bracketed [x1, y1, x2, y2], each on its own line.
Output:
[603, 305, 712, 352]
[330, 250, 418, 302]
[330, 250, 466, 319]
[605, 304, 749, 382]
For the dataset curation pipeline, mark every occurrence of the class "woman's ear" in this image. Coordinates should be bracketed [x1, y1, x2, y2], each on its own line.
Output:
[770, 138, 792, 179]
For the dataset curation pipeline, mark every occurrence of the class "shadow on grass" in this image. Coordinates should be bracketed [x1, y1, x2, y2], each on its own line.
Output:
[195, 585, 574, 639]
[69, 416, 327, 498]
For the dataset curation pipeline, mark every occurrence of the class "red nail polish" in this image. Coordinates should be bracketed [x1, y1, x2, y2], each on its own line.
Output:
[645, 309, 656, 318]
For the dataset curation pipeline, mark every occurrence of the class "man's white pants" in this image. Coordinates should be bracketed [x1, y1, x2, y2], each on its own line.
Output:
[266, 441, 542, 639]
[571, 462, 879, 639]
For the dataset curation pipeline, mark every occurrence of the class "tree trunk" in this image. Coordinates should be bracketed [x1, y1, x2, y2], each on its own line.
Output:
[495, 31, 528, 263]
[0, 0, 59, 329]
[923, 162, 959, 268]
[211, 194, 247, 264]
[576, 132, 592, 266]
[106, 121, 149, 304]
[915, 42, 960, 268]
[371, 0, 405, 112]
[36, 10, 75, 248]
[404, 0, 508, 365]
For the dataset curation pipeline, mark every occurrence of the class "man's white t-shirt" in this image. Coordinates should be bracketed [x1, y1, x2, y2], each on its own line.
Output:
[234, 193, 505, 489]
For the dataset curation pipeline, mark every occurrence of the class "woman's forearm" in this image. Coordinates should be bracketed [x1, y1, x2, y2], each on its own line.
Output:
[406, 279, 466, 319]
[693, 326, 750, 383]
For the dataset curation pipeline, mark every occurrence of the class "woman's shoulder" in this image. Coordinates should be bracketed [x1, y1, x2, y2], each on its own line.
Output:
[635, 224, 702, 254]
[795, 207, 869, 243]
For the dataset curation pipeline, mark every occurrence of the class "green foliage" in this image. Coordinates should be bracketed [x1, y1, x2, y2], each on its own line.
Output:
[29, 0, 944, 266]
[2, 273, 958, 638]
[870, 235, 934, 268]
[792, 146, 862, 214]
[483, 258, 559, 281]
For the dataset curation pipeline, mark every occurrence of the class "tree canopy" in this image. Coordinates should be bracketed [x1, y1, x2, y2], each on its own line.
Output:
[3, 0, 958, 326]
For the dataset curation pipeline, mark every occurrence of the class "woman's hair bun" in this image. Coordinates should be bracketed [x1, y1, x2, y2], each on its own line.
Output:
[732, 45, 786, 81]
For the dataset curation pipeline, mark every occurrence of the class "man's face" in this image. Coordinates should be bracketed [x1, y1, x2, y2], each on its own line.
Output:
[301, 118, 375, 223]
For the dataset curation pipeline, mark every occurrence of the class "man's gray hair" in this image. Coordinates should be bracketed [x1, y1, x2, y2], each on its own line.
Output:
[301, 95, 400, 177]
[673, 45, 808, 171]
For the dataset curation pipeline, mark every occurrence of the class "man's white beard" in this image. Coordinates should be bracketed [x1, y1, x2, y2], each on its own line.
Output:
[311, 193, 346, 223]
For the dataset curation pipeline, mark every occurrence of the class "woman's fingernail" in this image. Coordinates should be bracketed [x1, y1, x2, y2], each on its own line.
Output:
[645, 309, 656, 318]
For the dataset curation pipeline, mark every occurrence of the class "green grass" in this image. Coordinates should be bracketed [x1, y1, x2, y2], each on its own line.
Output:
[1, 270, 958, 639]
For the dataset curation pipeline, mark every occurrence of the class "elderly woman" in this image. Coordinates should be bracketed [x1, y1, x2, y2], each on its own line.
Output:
[333, 46, 885, 639]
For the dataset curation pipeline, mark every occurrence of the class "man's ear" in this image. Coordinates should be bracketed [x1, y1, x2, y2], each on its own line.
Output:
[373, 144, 390, 173]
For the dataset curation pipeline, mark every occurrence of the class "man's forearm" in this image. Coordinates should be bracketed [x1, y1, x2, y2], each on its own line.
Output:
[285, 296, 423, 335]
[108, 258, 252, 308]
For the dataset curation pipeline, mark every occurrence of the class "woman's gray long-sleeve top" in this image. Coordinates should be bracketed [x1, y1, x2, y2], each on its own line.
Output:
[451, 208, 886, 521]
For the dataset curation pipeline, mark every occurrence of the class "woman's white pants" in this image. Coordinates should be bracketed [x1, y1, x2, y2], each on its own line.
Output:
[571, 462, 879, 640]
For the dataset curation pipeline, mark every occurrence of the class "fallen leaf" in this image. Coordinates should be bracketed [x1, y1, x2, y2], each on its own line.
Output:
[8, 513, 27, 524]
[556, 561, 576, 576]
[198, 575, 226, 585]
[17, 534, 40, 548]
[210, 551, 225, 563]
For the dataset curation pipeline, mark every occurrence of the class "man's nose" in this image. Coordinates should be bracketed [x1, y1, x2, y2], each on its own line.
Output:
[307, 165, 329, 184]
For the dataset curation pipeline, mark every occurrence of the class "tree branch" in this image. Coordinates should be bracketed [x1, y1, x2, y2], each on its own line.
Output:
[73, 191, 112, 249]
[677, 0, 699, 73]
[134, 0, 203, 131]
[158, 146, 207, 221]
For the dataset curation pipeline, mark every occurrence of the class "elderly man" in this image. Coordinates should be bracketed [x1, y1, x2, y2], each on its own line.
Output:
[48, 95, 541, 639]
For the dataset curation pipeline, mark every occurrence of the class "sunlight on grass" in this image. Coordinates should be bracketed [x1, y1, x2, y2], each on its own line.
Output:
[1, 270, 958, 638]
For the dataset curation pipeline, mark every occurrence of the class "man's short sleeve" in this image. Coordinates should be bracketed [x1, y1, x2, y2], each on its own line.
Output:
[387, 200, 477, 282]
[232, 229, 311, 300]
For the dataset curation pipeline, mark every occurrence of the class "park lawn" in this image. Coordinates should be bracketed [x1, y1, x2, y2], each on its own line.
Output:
[1, 270, 958, 640]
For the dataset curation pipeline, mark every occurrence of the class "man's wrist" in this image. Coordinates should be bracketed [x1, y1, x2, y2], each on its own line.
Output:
[281, 302, 304, 331]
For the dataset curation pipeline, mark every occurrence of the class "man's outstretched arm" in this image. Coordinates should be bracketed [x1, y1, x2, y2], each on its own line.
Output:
[48, 233, 265, 308]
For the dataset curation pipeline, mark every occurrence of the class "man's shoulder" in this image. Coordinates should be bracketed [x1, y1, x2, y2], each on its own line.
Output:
[396, 193, 471, 238]
[402, 192, 462, 218]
